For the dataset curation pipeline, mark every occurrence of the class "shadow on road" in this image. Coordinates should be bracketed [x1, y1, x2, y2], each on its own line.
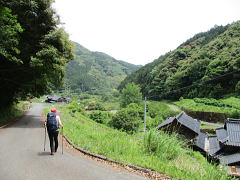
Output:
[38, 152, 51, 156]
[9, 115, 43, 128]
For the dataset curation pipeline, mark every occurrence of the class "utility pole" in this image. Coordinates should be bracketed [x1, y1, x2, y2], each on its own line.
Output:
[144, 96, 147, 132]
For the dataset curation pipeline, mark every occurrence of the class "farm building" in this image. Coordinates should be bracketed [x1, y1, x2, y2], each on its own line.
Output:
[156, 111, 200, 140]
[157, 113, 240, 165]
[45, 95, 70, 103]
[214, 118, 240, 166]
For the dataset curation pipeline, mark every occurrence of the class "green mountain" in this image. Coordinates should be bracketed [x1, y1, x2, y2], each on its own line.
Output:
[65, 42, 141, 93]
[119, 21, 240, 100]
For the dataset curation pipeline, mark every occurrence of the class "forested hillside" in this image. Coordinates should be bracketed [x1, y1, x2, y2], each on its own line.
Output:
[65, 42, 141, 93]
[119, 22, 240, 100]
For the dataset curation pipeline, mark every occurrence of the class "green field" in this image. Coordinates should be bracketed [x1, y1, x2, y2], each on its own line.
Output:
[174, 97, 240, 118]
[52, 104, 231, 180]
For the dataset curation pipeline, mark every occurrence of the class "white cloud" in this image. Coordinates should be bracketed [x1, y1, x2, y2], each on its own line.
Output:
[53, 0, 240, 65]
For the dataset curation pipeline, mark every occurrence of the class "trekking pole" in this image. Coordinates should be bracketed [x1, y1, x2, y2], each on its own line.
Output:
[44, 126, 46, 151]
[62, 126, 64, 155]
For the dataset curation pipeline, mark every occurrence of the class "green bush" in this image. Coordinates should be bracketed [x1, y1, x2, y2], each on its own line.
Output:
[147, 101, 179, 128]
[89, 110, 112, 124]
[67, 100, 86, 115]
[79, 94, 92, 100]
[147, 115, 164, 128]
[111, 103, 143, 133]
[101, 94, 112, 102]
[120, 83, 142, 108]
[87, 101, 106, 111]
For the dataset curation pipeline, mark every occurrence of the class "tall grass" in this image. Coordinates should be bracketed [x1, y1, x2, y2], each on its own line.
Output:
[144, 130, 185, 160]
[56, 105, 231, 180]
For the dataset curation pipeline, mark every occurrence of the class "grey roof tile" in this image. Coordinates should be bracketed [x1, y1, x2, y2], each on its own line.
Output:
[216, 118, 240, 147]
[176, 112, 200, 134]
[208, 136, 221, 155]
[216, 128, 228, 143]
[195, 131, 207, 151]
[156, 117, 175, 129]
[218, 153, 240, 165]
[157, 112, 200, 134]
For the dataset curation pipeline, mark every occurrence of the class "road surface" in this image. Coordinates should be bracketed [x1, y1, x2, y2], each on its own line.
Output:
[0, 103, 146, 180]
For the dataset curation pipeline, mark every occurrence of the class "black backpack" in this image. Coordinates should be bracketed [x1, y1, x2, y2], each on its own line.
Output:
[47, 112, 58, 131]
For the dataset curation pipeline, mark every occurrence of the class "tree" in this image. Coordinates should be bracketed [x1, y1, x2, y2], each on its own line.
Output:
[111, 103, 143, 133]
[0, 6, 23, 62]
[120, 83, 142, 108]
[0, 1, 74, 108]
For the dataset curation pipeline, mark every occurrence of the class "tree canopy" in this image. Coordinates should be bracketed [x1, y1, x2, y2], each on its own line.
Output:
[0, 0, 74, 107]
[120, 83, 143, 108]
[119, 22, 240, 100]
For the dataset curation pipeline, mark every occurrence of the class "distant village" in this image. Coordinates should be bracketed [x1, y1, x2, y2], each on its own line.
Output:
[157, 112, 240, 177]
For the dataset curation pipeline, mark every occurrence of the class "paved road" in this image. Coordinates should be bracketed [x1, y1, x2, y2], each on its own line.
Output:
[166, 104, 180, 112]
[201, 121, 223, 128]
[0, 103, 146, 180]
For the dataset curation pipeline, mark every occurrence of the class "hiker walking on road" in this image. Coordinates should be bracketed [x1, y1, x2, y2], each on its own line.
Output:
[45, 108, 63, 155]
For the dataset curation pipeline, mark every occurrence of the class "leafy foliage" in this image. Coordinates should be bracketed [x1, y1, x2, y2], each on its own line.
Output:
[86, 101, 106, 111]
[89, 110, 112, 125]
[0, 6, 23, 62]
[119, 22, 240, 100]
[66, 100, 86, 115]
[0, 1, 74, 107]
[111, 103, 143, 133]
[120, 83, 143, 108]
[146, 101, 179, 128]
[65, 42, 141, 93]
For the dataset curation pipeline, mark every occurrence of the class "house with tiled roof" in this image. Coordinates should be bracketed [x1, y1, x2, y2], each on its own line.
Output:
[157, 111, 200, 140]
[157, 113, 240, 165]
[157, 113, 240, 176]
[214, 118, 240, 165]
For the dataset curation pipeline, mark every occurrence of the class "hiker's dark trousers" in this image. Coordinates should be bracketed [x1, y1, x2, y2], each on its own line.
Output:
[47, 129, 59, 153]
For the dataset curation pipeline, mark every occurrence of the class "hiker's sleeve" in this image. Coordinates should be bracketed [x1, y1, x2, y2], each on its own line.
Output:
[57, 116, 63, 127]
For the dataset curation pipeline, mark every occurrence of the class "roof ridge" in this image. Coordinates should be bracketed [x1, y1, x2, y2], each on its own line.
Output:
[176, 111, 184, 119]
[227, 118, 240, 123]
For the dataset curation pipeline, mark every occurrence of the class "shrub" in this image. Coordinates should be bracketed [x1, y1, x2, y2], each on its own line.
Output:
[87, 101, 105, 111]
[228, 110, 240, 119]
[147, 101, 179, 128]
[101, 94, 112, 101]
[89, 110, 112, 124]
[67, 100, 86, 115]
[79, 94, 91, 100]
[111, 103, 143, 133]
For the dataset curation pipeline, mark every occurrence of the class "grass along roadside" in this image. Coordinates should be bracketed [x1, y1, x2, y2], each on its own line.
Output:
[0, 101, 31, 126]
[52, 104, 231, 180]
